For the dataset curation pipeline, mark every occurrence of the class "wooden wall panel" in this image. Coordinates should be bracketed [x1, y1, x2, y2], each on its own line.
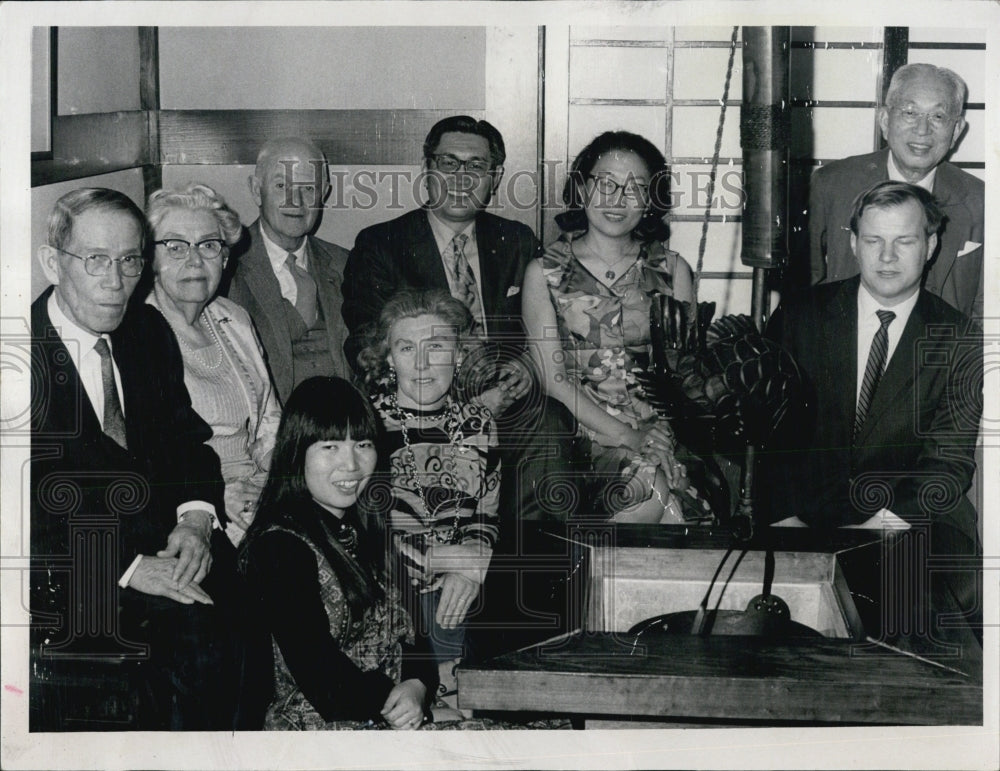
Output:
[157, 109, 483, 166]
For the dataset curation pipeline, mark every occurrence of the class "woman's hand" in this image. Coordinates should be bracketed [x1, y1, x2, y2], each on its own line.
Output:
[427, 543, 492, 585]
[381, 679, 427, 730]
[434, 572, 480, 629]
[630, 422, 685, 488]
[224, 478, 264, 531]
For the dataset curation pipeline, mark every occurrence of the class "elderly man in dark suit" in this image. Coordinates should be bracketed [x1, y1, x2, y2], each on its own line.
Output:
[31, 188, 248, 729]
[767, 181, 982, 636]
[228, 137, 350, 403]
[809, 63, 983, 319]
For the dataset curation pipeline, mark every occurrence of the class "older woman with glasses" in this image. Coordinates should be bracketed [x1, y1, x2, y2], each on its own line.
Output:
[145, 183, 281, 544]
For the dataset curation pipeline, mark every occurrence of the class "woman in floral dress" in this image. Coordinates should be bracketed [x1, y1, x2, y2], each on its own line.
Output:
[522, 131, 712, 523]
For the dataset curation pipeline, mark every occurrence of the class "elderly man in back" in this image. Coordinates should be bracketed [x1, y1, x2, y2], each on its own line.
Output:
[228, 137, 350, 403]
[808, 63, 983, 319]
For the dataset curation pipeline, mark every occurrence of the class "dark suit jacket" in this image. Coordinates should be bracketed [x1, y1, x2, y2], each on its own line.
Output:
[341, 208, 540, 370]
[30, 288, 225, 629]
[808, 148, 984, 319]
[763, 277, 981, 548]
[227, 221, 350, 402]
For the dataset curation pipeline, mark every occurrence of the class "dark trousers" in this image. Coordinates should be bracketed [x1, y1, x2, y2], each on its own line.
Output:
[31, 532, 270, 730]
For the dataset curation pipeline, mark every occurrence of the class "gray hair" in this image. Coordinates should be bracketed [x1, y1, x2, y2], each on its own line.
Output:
[885, 63, 968, 117]
[146, 183, 243, 246]
[253, 136, 329, 188]
[47, 188, 146, 251]
[356, 288, 471, 389]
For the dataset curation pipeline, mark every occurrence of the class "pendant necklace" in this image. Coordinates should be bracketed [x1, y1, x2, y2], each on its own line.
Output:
[579, 239, 638, 283]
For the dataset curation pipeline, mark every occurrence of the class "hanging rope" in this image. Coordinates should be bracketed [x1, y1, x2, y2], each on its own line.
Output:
[693, 26, 740, 303]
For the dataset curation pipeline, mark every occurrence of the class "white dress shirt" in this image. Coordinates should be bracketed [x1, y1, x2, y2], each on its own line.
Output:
[855, 283, 920, 406]
[261, 228, 309, 305]
[48, 293, 125, 427]
[887, 153, 937, 192]
[426, 212, 488, 332]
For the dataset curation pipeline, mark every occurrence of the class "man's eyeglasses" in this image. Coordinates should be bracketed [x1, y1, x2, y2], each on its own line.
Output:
[588, 175, 650, 201]
[430, 154, 492, 176]
[891, 106, 957, 131]
[55, 247, 146, 277]
[155, 238, 227, 261]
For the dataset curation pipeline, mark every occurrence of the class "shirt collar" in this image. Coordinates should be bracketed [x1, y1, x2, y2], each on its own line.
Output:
[887, 152, 937, 192]
[47, 291, 104, 364]
[426, 210, 476, 255]
[260, 225, 308, 272]
[857, 281, 920, 324]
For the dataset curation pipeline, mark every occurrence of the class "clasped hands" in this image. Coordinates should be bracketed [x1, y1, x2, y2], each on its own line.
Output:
[628, 420, 686, 488]
[396, 541, 491, 629]
[126, 509, 214, 605]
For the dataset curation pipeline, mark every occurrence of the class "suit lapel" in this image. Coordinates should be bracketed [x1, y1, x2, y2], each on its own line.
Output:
[823, 279, 859, 439]
[409, 210, 451, 290]
[243, 223, 293, 354]
[33, 292, 119, 452]
[309, 237, 350, 376]
[474, 212, 504, 321]
[924, 163, 966, 287]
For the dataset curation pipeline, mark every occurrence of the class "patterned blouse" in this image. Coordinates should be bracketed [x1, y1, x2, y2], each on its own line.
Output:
[371, 389, 501, 585]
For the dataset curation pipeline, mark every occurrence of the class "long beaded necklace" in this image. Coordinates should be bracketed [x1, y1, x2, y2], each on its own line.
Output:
[390, 390, 467, 545]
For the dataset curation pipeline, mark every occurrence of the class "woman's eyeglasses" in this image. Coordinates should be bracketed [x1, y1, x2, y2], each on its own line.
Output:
[587, 175, 650, 201]
[155, 238, 227, 261]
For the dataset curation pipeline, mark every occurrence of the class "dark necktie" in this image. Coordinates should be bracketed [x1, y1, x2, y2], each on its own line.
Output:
[855, 309, 896, 439]
[93, 337, 128, 450]
[286, 252, 318, 327]
[449, 234, 485, 338]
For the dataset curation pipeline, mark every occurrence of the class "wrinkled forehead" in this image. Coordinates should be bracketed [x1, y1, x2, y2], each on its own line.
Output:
[389, 315, 459, 343]
[66, 207, 145, 248]
[259, 150, 327, 183]
[892, 74, 957, 110]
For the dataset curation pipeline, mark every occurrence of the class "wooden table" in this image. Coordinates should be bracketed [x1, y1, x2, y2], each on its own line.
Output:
[458, 525, 983, 726]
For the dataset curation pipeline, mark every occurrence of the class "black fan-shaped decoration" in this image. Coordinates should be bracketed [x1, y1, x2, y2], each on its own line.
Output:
[637, 296, 804, 507]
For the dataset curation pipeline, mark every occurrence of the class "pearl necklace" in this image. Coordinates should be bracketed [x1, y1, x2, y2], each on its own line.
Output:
[164, 312, 223, 369]
[390, 392, 466, 545]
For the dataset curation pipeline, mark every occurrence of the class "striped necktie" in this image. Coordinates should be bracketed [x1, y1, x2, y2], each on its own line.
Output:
[855, 309, 895, 439]
[449, 233, 485, 338]
[93, 337, 128, 450]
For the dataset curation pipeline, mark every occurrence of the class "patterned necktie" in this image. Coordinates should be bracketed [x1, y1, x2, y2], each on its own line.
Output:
[449, 234, 485, 338]
[286, 252, 319, 327]
[93, 337, 128, 450]
[855, 309, 896, 439]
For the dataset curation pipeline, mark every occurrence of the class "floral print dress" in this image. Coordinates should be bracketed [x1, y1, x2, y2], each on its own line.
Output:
[541, 230, 690, 518]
